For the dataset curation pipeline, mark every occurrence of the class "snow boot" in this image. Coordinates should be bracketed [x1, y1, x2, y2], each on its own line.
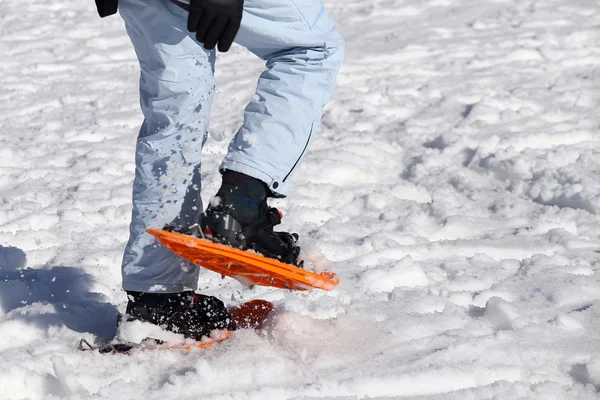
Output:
[201, 170, 301, 266]
[124, 291, 235, 340]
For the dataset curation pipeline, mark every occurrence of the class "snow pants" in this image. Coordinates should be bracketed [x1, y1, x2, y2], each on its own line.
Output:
[119, 0, 344, 292]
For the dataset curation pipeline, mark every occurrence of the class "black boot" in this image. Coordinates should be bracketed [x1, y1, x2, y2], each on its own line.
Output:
[125, 291, 236, 340]
[201, 170, 301, 266]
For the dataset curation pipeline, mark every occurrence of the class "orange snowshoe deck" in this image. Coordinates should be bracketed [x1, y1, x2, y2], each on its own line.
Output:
[147, 229, 339, 291]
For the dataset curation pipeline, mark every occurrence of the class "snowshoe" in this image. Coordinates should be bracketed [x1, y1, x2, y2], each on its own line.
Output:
[153, 171, 339, 291]
[79, 299, 274, 354]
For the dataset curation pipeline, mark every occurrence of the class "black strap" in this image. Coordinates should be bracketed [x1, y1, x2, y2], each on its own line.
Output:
[236, 208, 281, 241]
[96, 0, 118, 17]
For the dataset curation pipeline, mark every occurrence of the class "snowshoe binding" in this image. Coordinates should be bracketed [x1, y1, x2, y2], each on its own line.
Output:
[171, 170, 302, 267]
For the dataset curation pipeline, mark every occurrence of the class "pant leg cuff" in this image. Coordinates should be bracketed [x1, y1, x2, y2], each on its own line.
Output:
[122, 280, 199, 293]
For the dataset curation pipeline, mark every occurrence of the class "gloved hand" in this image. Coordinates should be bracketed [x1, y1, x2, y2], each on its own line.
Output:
[172, 0, 243, 52]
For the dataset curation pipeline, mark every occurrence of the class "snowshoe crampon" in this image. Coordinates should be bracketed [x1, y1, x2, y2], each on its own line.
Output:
[147, 228, 339, 291]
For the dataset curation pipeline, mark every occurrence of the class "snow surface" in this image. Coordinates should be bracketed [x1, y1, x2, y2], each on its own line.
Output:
[1, 0, 600, 398]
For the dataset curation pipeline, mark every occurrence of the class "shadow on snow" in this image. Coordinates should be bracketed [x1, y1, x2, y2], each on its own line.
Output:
[0, 245, 118, 340]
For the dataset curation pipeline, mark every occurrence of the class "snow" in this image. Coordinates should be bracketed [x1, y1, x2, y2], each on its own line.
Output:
[1, 0, 600, 398]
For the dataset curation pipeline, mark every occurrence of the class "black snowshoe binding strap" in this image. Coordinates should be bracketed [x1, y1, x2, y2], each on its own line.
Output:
[235, 208, 301, 266]
[236, 207, 281, 241]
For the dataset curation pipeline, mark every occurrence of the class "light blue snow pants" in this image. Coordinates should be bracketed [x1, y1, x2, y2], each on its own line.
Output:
[119, 0, 344, 292]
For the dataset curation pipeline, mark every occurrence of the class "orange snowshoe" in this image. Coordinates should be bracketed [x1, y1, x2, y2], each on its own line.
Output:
[147, 228, 339, 291]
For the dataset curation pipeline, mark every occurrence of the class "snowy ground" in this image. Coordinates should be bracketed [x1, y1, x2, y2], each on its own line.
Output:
[1, 0, 600, 398]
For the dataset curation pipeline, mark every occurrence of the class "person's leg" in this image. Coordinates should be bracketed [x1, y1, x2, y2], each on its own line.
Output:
[220, 0, 344, 196]
[119, 0, 216, 293]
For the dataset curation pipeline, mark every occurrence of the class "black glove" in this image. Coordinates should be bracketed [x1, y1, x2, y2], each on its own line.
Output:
[172, 0, 243, 52]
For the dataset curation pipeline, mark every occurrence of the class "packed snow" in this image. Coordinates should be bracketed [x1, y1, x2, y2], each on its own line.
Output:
[1, 0, 600, 398]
